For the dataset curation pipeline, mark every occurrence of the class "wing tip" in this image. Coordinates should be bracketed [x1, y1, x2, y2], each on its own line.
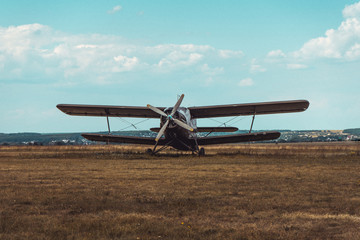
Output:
[304, 100, 310, 110]
[56, 104, 66, 112]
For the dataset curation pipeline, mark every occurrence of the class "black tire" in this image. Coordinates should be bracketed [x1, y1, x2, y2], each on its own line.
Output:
[146, 148, 153, 155]
[198, 148, 205, 156]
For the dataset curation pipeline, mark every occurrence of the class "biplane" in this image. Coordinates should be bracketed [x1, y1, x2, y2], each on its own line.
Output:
[57, 95, 309, 155]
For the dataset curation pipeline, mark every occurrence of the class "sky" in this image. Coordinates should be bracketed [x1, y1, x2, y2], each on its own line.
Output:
[0, 0, 360, 133]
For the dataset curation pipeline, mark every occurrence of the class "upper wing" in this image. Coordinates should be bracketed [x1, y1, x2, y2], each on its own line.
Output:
[81, 133, 169, 145]
[188, 100, 309, 118]
[57, 100, 309, 119]
[197, 131, 280, 145]
[57, 104, 165, 118]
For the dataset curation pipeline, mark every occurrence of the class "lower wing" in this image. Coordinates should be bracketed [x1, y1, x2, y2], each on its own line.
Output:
[81, 133, 169, 145]
[197, 131, 280, 145]
[82, 131, 280, 146]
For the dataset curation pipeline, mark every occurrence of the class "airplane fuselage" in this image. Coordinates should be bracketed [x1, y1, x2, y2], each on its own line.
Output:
[161, 107, 198, 151]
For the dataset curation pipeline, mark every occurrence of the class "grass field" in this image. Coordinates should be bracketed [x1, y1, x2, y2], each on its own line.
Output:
[1, 143, 360, 239]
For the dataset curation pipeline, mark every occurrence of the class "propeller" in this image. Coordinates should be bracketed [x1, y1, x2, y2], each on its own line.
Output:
[147, 94, 193, 142]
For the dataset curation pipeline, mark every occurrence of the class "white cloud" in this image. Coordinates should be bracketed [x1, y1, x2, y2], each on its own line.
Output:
[76, 44, 97, 49]
[286, 63, 308, 70]
[267, 49, 286, 58]
[0, 23, 53, 62]
[0, 24, 249, 85]
[293, 1, 360, 61]
[147, 44, 213, 56]
[108, 5, 122, 14]
[343, 1, 360, 19]
[113, 55, 139, 71]
[218, 49, 243, 59]
[345, 43, 360, 59]
[188, 53, 203, 64]
[250, 59, 266, 73]
[238, 78, 254, 87]
[200, 64, 223, 75]
[0, 54, 5, 70]
[198, 64, 224, 86]
[157, 51, 203, 70]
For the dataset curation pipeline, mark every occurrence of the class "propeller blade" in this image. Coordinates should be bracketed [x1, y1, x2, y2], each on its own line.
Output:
[173, 119, 194, 132]
[147, 104, 167, 117]
[155, 119, 169, 142]
[171, 94, 184, 116]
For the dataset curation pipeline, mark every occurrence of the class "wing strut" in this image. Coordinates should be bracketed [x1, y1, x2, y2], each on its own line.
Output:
[152, 140, 159, 153]
[152, 139, 174, 154]
[106, 116, 111, 134]
[249, 112, 256, 133]
[105, 109, 111, 135]
[105, 109, 111, 145]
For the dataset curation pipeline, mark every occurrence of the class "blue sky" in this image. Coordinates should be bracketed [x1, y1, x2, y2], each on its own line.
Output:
[0, 0, 359, 133]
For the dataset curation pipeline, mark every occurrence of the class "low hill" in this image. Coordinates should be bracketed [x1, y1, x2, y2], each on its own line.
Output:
[343, 128, 360, 135]
[0, 129, 359, 146]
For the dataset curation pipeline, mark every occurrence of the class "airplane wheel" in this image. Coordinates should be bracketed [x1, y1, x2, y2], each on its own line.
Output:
[198, 148, 205, 156]
[146, 148, 153, 155]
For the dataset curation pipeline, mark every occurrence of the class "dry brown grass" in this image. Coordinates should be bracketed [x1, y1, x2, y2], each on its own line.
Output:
[1, 143, 360, 239]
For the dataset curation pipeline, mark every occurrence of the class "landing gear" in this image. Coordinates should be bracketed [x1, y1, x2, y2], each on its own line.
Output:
[146, 148, 153, 155]
[198, 147, 205, 156]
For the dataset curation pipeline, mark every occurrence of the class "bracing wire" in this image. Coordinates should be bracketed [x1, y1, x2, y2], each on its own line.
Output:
[198, 115, 245, 137]
[115, 118, 151, 131]
[208, 118, 224, 124]
[217, 115, 244, 127]
[229, 116, 246, 125]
